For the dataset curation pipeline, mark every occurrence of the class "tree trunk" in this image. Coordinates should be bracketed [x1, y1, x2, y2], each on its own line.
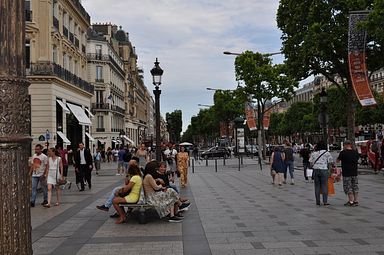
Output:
[346, 84, 356, 141]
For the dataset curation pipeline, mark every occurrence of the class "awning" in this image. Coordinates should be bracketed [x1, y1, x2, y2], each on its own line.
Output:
[57, 131, 71, 144]
[84, 108, 94, 118]
[122, 135, 135, 146]
[97, 139, 107, 144]
[85, 132, 95, 141]
[56, 100, 70, 114]
[66, 103, 92, 126]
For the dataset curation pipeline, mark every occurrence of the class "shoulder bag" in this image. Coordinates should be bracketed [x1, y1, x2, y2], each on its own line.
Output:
[307, 150, 328, 177]
[56, 157, 67, 186]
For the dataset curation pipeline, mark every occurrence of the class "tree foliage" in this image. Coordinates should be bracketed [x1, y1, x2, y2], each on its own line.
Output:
[276, 0, 384, 140]
[166, 110, 182, 143]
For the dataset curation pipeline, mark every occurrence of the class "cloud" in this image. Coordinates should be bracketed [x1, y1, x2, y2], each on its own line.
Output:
[82, 0, 282, 132]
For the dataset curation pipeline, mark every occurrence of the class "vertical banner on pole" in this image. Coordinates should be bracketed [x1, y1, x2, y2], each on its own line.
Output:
[245, 103, 257, 131]
[237, 128, 245, 153]
[348, 11, 376, 107]
[263, 108, 272, 130]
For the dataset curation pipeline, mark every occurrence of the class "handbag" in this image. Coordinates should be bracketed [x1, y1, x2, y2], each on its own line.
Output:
[56, 157, 67, 186]
[308, 150, 328, 176]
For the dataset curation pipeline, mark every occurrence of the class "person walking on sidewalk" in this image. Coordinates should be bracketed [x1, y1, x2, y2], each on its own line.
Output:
[270, 146, 285, 186]
[94, 148, 102, 175]
[300, 144, 312, 182]
[29, 144, 48, 207]
[44, 148, 64, 208]
[74, 142, 93, 191]
[177, 146, 190, 188]
[116, 146, 125, 176]
[284, 142, 295, 185]
[337, 140, 360, 206]
[310, 141, 334, 206]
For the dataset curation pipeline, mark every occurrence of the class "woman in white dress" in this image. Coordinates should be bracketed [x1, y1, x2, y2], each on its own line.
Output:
[43, 148, 64, 208]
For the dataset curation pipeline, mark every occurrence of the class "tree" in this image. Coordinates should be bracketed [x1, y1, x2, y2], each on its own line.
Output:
[284, 101, 315, 136]
[166, 110, 182, 143]
[277, 0, 384, 141]
[235, 51, 298, 158]
[212, 89, 245, 138]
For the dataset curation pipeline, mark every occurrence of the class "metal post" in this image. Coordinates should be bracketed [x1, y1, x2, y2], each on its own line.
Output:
[241, 154, 243, 165]
[192, 158, 194, 173]
[215, 158, 217, 172]
[0, 0, 32, 254]
[206, 158, 208, 166]
[153, 87, 161, 161]
[223, 156, 226, 166]
[238, 155, 241, 171]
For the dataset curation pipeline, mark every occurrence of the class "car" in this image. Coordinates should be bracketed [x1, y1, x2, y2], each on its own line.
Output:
[245, 145, 259, 156]
[201, 147, 231, 159]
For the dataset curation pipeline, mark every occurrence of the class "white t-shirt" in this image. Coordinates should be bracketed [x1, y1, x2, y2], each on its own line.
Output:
[309, 150, 334, 170]
[31, 153, 48, 177]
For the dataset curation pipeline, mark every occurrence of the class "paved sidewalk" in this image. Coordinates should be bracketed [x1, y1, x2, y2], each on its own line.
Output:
[31, 158, 384, 254]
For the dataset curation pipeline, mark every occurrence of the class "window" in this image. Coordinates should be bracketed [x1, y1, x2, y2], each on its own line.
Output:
[97, 115, 104, 128]
[68, 56, 72, 73]
[63, 53, 67, 69]
[52, 45, 57, 63]
[96, 66, 103, 79]
[74, 60, 78, 76]
[96, 90, 103, 104]
[96, 45, 102, 59]
[25, 40, 30, 69]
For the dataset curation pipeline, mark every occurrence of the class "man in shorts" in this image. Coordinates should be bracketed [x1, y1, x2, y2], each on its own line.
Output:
[337, 140, 360, 206]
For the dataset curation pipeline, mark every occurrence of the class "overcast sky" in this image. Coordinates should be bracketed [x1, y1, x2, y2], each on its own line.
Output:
[82, 0, 287, 132]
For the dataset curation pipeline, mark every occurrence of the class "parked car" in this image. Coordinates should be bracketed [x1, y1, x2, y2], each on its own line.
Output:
[201, 147, 231, 159]
[245, 145, 259, 156]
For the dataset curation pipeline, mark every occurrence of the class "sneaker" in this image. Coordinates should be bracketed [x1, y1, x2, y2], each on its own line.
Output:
[344, 201, 354, 207]
[41, 201, 48, 206]
[323, 203, 330, 207]
[353, 201, 359, 206]
[116, 173, 120, 176]
[110, 213, 119, 218]
[283, 181, 287, 184]
[168, 216, 183, 223]
[291, 179, 295, 185]
[175, 212, 185, 218]
[179, 202, 190, 212]
[96, 205, 109, 212]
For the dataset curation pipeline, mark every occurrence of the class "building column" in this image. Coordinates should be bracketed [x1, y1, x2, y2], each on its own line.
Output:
[0, 1, 33, 254]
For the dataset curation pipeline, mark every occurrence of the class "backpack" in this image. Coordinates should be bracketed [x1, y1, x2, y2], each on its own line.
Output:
[284, 147, 294, 161]
[371, 141, 379, 153]
[123, 150, 132, 162]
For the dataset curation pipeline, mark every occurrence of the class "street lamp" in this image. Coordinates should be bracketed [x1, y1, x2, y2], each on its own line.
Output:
[223, 51, 282, 57]
[150, 58, 164, 161]
[197, 104, 213, 107]
[319, 87, 328, 146]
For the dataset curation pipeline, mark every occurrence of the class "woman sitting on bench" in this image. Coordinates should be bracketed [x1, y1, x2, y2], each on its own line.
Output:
[143, 161, 184, 223]
[112, 165, 142, 224]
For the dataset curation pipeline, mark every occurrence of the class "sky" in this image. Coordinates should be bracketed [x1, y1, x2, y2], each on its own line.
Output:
[82, 0, 288, 133]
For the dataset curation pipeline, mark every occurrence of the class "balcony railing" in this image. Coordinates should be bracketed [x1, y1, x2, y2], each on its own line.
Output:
[25, 10, 32, 22]
[30, 62, 94, 94]
[96, 128, 105, 132]
[53, 16, 59, 30]
[92, 103, 110, 110]
[63, 26, 69, 38]
[87, 53, 109, 61]
[112, 105, 125, 115]
[95, 78, 104, 83]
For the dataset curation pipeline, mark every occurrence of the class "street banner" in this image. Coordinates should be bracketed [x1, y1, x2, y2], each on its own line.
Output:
[237, 128, 245, 153]
[245, 103, 257, 131]
[263, 108, 272, 130]
[348, 11, 376, 107]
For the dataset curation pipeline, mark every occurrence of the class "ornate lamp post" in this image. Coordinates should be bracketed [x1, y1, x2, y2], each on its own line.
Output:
[319, 87, 328, 146]
[0, 1, 33, 254]
[150, 58, 164, 161]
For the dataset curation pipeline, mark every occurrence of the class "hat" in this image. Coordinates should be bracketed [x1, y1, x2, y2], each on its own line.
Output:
[344, 140, 352, 145]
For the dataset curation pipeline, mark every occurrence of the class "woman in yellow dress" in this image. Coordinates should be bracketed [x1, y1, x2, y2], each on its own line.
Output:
[177, 146, 189, 188]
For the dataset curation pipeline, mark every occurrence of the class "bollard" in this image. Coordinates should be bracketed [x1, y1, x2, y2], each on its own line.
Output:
[223, 156, 226, 166]
[192, 158, 195, 173]
[238, 155, 241, 171]
[241, 154, 243, 165]
[206, 158, 208, 166]
[215, 158, 217, 172]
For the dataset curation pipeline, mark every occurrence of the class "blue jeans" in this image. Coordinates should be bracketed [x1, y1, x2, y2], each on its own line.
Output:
[284, 161, 294, 180]
[169, 182, 179, 194]
[314, 169, 328, 204]
[31, 176, 47, 203]
[105, 187, 120, 208]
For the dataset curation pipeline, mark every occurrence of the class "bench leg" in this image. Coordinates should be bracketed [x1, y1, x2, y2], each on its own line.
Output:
[138, 208, 146, 224]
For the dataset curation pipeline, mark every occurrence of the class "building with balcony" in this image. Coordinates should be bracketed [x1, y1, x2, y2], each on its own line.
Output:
[87, 26, 127, 149]
[370, 68, 384, 94]
[26, 0, 94, 151]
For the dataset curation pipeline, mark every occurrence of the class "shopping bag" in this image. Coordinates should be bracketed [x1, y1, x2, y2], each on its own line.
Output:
[306, 168, 313, 178]
[328, 177, 335, 196]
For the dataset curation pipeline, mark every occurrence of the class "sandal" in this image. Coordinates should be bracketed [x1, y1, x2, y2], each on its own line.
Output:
[43, 204, 51, 208]
[54, 203, 60, 206]
[115, 217, 126, 224]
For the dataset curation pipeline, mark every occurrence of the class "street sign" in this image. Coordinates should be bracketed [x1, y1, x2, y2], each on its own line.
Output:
[38, 135, 45, 141]
[45, 132, 51, 140]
